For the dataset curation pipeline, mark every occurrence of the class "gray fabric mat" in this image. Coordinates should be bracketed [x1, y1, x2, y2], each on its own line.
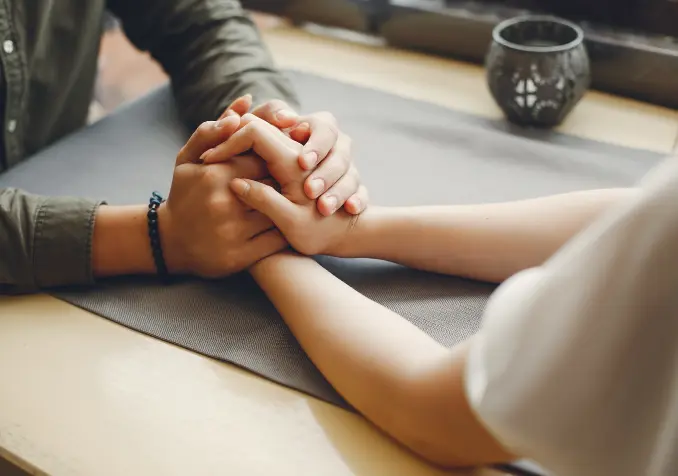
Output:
[0, 71, 664, 475]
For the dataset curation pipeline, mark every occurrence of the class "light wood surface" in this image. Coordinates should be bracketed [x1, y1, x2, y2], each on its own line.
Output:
[0, 295, 490, 476]
[2, 23, 676, 476]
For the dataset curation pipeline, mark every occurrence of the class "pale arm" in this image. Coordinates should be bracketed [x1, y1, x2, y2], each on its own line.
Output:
[336, 188, 633, 282]
[250, 251, 514, 467]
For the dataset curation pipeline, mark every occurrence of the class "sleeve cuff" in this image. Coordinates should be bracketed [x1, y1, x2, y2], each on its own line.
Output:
[464, 268, 546, 449]
[32, 197, 105, 288]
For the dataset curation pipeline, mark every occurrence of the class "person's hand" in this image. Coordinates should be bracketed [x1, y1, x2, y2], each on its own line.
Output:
[158, 116, 287, 277]
[229, 174, 357, 257]
[203, 114, 306, 201]
[219, 95, 368, 216]
[203, 116, 358, 256]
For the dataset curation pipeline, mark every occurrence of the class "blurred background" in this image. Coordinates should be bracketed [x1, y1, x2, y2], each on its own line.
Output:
[93, 12, 283, 120]
[94, 0, 678, 122]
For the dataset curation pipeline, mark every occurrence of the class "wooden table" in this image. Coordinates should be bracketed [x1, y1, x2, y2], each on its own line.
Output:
[1, 24, 677, 476]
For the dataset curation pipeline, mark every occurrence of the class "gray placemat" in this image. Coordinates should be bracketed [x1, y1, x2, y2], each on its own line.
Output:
[0, 71, 664, 475]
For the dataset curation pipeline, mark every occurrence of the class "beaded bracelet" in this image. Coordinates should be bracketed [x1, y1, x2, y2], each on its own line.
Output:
[147, 191, 169, 281]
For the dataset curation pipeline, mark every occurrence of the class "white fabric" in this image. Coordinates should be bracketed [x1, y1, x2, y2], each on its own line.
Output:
[466, 156, 678, 476]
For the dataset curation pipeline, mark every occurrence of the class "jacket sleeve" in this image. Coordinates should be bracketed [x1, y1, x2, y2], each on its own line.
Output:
[107, 0, 300, 127]
[0, 188, 102, 294]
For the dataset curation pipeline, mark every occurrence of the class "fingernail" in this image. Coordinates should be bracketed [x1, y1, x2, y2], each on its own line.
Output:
[243, 93, 253, 102]
[309, 178, 325, 198]
[302, 151, 318, 169]
[323, 196, 338, 214]
[348, 197, 361, 211]
[230, 178, 249, 195]
[199, 149, 213, 163]
[275, 109, 298, 121]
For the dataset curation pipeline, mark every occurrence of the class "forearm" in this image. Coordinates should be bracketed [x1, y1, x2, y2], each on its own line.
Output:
[91, 205, 155, 277]
[250, 251, 512, 467]
[93, 202, 190, 277]
[337, 188, 633, 282]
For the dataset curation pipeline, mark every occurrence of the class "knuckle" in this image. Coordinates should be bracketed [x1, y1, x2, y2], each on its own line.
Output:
[316, 111, 338, 126]
[207, 195, 231, 215]
[325, 120, 339, 139]
[268, 99, 289, 112]
[272, 99, 290, 109]
[218, 225, 240, 244]
[200, 164, 222, 184]
[196, 121, 214, 136]
[241, 113, 257, 124]
[241, 118, 263, 136]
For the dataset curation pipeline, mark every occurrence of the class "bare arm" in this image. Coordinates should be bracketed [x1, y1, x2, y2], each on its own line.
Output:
[219, 115, 633, 283]
[91, 205, 156, 277]
[334, 189, 633, 282]
[250, 251, 514, 467]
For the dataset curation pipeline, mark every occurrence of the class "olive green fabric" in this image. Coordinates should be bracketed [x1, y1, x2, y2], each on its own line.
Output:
[0, 0, 298, 293]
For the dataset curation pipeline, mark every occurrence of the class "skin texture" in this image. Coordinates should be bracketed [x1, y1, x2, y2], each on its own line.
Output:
[218, 95, 367, 216]
[217, 120, 634, 467]
[92, 96, 367, 279]
[92, 116, 285, 278]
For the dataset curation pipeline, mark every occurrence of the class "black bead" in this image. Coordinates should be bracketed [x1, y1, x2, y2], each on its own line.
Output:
[148, 192, 169, 283]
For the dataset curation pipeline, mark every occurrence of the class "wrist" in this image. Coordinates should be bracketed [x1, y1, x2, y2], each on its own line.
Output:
[249, 250, 307, 279]
[92, 205, 155, 277]
[329, 206, 395, 258]
[156, 202, 189, 275]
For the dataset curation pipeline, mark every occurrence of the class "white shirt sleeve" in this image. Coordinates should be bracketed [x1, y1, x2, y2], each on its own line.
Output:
[465, 156, 678, 476]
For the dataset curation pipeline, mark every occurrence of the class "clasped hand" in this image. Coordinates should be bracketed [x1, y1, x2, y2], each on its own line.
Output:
[158, 96, 366, 277]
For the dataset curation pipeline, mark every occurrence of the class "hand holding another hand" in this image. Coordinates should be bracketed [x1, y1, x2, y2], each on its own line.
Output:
[154, 95, 369, 278]
[158, 116, 287, 277]
[219, 96, 368, 217]
[206, 114, 360, 257]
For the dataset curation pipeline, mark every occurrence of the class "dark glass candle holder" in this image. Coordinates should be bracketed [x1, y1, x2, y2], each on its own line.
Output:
[485, 16, 591, 127]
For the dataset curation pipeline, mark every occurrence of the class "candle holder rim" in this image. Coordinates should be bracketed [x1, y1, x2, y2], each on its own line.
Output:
[492, 15, 585, 54]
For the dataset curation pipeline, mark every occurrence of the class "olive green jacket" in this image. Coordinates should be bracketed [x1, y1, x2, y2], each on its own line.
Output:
[0, 0, 298, 293]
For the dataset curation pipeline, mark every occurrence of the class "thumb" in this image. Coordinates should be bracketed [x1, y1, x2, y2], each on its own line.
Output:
[230, 178, 295, 224]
